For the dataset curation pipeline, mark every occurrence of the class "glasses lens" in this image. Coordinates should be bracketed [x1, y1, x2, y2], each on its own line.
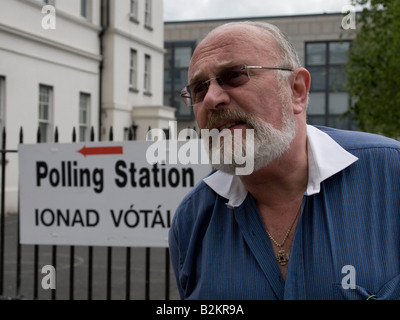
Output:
[220, 65, 249, 88]
[183, 65, 250, 106]
[181, 86, 192, 107]
[189, 81, 209, 105]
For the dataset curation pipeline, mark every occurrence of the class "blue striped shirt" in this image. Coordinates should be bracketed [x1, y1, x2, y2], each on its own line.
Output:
[169, 126, 400, 300]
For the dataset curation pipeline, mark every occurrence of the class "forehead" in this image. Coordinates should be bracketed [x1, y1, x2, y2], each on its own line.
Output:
[189, 25, 279, 81]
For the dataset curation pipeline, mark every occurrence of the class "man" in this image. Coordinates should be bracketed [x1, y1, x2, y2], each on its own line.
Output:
[168, 21, 400, 300]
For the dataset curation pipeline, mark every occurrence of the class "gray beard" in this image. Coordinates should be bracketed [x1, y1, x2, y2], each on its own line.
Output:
[205, 102, 297, 175]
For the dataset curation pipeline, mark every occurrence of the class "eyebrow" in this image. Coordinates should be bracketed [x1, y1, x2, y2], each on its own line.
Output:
[189, 61, 236, 85]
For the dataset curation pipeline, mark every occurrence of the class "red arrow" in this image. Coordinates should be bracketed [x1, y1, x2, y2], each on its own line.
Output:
[77, 146, 123, 157]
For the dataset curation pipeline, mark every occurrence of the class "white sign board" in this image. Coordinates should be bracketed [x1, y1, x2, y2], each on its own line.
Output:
[18, 140, 212, 247]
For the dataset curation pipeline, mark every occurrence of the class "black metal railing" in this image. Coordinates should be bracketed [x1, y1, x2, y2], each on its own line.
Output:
[0, 126, 176, 300]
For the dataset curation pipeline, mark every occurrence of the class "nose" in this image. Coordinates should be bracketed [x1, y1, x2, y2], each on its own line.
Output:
[202, 78, 230, 110]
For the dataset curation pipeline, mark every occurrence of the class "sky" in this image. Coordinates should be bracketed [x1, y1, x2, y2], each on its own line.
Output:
[163, 0, 359, 22]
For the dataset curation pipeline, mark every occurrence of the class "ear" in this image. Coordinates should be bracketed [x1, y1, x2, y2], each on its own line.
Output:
[290, 68, 311, 115]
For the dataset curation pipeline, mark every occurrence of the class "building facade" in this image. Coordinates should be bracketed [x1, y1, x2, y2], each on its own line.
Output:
[164, 13, 357, 133]
[0, 0, 172, 212]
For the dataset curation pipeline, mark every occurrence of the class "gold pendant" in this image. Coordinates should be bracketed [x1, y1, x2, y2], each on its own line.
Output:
[276, 249, 289, 266]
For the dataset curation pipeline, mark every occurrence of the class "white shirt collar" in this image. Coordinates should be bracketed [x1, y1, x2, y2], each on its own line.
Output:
[203, 125, 359, 208]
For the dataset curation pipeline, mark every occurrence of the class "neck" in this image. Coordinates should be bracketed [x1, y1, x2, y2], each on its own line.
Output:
[239, 128, 308, 210]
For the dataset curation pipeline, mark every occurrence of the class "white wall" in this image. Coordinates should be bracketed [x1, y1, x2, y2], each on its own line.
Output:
[0, 0, 102, 212]
[0, 0, 170, 212]
[0, 0, 101, 55]
[101, 0, 170, 141]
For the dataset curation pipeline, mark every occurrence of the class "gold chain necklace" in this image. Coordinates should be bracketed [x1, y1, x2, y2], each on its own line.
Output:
[265, 202, 302, 266]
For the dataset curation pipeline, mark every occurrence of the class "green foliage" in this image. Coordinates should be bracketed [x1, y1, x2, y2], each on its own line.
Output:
[344, 0, 400, 138]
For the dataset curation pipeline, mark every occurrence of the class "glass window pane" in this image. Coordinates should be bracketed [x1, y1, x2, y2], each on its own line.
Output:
[38, 85, 52, 141]
[164, 48, 172, 69]
[79, 93, 90, 132]
[0, 77, 3, 123]
[174, 69, 188, 93]
[130, 51, 136, 68]
[308, 66, 326, 91]
[176, 99, 192, 117]
[39, 104, 49, 120]
[144, 55, 151, 91]
[80, 109, 87, 123]
[130, 0, 137, 16]
[39, 123, 48, 142]
[328, 115, 351, 130]
[164, 70, 172, 93]
[145, 0, 151, 26]
[329, 92, 349, 114]
[129, 70, 134, 86]
[174, 47, 192, 68]
[81, 0, 87, 17]
[163, 93, 172, 108]
[329, 66, 347, 91]
[306, 43, 326, 65]
[329, 42, 350, 64]
[79, 127, 86, 142]
[308, 92, 325, 115]
[307, 115, 326, 127]
[43, 105, 49, 119]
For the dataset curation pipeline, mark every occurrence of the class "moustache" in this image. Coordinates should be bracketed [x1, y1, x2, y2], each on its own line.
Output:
[205, 109, 256, 131]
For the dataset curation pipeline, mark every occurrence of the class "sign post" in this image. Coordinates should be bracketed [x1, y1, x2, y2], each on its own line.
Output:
[18, 140, 211, 247]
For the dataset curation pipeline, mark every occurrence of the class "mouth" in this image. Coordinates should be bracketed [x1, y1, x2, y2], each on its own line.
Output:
[216, 120, 247, 132]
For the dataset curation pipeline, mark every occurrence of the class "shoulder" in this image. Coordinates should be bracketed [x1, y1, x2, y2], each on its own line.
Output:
[316, 126, 400, 151]
[177, 179, 217, 213]
[171, 171, 219, 229]
[316, 126, 400, 176]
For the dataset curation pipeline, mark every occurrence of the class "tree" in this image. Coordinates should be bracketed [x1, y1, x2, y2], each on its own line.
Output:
[344, 0, 400, 139]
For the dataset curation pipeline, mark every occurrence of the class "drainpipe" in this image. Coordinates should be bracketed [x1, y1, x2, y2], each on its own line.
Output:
[98, 0, 109, 141]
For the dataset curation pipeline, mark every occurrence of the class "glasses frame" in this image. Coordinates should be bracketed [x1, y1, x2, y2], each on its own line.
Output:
[180, 65, 294, 107]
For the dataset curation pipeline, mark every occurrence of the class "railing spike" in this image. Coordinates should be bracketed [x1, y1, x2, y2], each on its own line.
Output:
[128, 126, 133, 141]
[109, 126, 113, 142]
[90, 127, 95, 142]
[72, 127, 76, 143]
[19, 127, 23, 144]
[2, 127, 6, 149]
[54, 127, 59, 143]
[36, 126, 41, 143]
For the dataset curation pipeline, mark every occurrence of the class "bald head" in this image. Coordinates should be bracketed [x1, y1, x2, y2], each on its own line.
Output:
[194, 21, 301, 71]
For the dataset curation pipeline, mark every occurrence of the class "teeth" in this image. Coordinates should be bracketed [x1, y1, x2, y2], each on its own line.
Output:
[219, 122, 239, 131]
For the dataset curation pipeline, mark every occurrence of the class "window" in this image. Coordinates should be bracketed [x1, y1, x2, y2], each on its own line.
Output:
[144, 54, 151, 94]
[144, 0, 152, 29]
[38, 85, 53, 142]
[129, 49, 138, 91]
[163, 41, 196, 120]
[306, 41, 354, 130]
[79, 93, 90, 142]
[81, 0, 88, 18]
[0, 76, 5, 134]
[130, 0, 139, 22]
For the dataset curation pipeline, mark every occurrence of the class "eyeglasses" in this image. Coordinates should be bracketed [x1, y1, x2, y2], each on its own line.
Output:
[180, 64, 293, 107]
